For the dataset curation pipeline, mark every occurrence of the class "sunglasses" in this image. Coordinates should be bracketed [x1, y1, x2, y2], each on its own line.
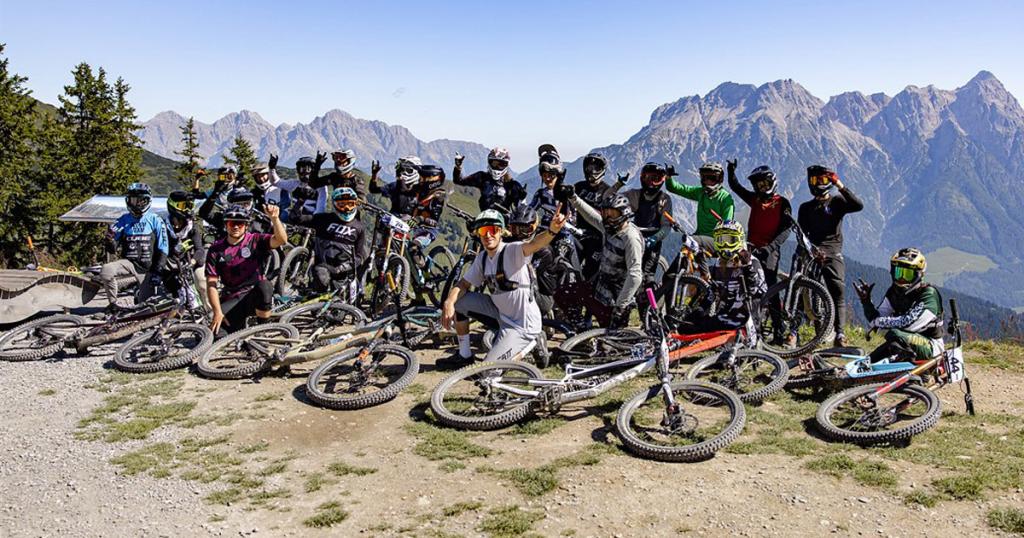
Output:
[225, 220, 248, 228]
[476, 225, 502, 238]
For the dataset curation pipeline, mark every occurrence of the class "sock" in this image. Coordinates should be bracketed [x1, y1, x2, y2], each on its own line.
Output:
[458, 335, 472, 359]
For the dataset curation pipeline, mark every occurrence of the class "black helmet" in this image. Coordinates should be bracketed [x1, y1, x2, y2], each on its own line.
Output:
[227, 187, 254, 206]
[508, 204, 538, 240]
[538, 144, 563, 178]
[699, 162, 724, 195]
[418, 164, 445, 180]
[640, 162, 672, 195]
[296, 157, 315, 179]
[807, 165, 836, 197]
[583, 152, 608, 184]
[222, 204, 251, 223]
[747, 165, 778, 196]
[601, 194, 633, 233]
[167, 190, 194, 221]
[126, 182, 152, 217]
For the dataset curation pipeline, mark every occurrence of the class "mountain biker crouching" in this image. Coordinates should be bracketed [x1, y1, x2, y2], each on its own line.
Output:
[101, 183, 170, 308]
[288, 187, 369, 297]
[855, 248, 944, 363]
[441, 206, 567, 363]
[673, 221, 767, 333]
[205, 204, 288, 335]
[558, 187, 643, 329]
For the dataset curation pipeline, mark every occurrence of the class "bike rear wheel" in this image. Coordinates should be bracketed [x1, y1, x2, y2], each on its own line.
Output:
[757, 276, 834, 358]
[667, 273, 710, 322]
[430, 361, 542, 430]
[74, 316, 164, 355]
[113, 323, 213, 373]
[685, 350, 789, 403]
[280, 301, 367, 336]
[815, 382, 941, 445]
[558, 328, 648, 365]
[277, 246, 312, 296]
[616, 380, 745, 462]
[305, 344, 419, 410]
[197, 323, 299, 380]
[0, 314, 86, 362]
[424, 246, 456, 307]
[368, 253, 411, 318]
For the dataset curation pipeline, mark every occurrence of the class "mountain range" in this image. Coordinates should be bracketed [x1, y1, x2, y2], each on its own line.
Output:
[139, 109, 495, 176]
[138, 71, 1024, 310]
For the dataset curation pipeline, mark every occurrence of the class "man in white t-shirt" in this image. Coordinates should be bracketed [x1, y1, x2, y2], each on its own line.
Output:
[442, 206, 567, 363]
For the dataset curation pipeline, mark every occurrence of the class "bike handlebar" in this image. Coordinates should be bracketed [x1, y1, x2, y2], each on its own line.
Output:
[646, 288, 658, 310]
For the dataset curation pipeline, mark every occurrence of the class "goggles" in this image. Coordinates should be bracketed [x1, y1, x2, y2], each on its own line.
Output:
[753, 177, 774, 192]
[713, 232, 743, 252]
[488, 159, 509, 171]
[476, 224, 503, 238]
[809, 173, 834, 187]
[167, 198, 193, 213]
[640, 173, 666, 186]
[509, 223, 536, 236]
[891, 265, 920, 284]
[334, 200, 358, 212]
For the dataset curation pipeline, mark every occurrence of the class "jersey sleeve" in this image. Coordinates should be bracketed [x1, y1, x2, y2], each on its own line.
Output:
[462, 253, 485, 288]
[666, 178, 702, 201]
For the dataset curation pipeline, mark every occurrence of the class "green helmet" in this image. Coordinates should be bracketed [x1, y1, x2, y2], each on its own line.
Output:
[472, 209, 505, 231]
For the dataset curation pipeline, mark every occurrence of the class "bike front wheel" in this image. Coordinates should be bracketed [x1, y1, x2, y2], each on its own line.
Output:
[616, 381, 746, 462]
[280, 301, 367, 336]
[114, 323, 213, 373]
[197, 323, 299, 380]
[558, 327, 648, 365]
[305, 344, 419, 410]
[276, 246, 312, 296]
[424, 246, 456, 307]
[430, 361, 542, 430]
[685, 350, 789, 403]
[815, 382, 941, 445]
[757, 276, 834, 358]
[0, 314, 86, 362]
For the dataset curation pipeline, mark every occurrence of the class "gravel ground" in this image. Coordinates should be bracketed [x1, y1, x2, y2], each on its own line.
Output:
[0, 346, 223, 538]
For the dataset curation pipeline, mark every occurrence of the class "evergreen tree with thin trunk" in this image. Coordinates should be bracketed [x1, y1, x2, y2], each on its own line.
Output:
[222, 135, 258, 186]
[0, 43, 42, 268]
[175, 116, 203, 188]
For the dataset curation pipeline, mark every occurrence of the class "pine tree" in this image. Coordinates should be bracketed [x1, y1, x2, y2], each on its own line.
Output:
[222, 135, 258, 186]
[175, 116, 203, 188]
[0, 43, 42, 267]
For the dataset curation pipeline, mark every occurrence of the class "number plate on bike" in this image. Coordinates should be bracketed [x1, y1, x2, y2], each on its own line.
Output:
[630, 343, 648, 361]
[379, 213, 411, 234]
[944, 347, 966, 383]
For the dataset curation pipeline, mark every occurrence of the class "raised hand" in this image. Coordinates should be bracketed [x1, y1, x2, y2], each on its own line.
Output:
[315, 151, 328, 167]
[454, 152, 465, 168]
[265, 203, 281, 221]
[549, 203, 567, 233]
[854, 278, 875, 302]
[727, 159, 737, 175]
[371, 160, 381, 179]
[268, 153, 279, 170]
[615, 172, 629, 186]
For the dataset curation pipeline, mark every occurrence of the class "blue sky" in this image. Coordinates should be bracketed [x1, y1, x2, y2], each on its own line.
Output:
[3, 0, 1022, 161]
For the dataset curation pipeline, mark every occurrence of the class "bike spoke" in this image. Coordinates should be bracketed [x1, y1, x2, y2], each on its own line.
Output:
[829, 392, 929, 432]
[627, 387, 734, 447]
[441, 368, 535, 418]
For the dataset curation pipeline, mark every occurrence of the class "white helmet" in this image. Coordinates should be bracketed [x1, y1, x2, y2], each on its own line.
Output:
[332, 149, 356, 175]
[487, 147, 510, 181]
[396, 156, 422, 187]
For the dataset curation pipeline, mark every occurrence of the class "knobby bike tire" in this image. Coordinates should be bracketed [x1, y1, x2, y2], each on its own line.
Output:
[758, 276, 834, 359]
[558, 327, 648, 364]
[430, 361, 543, 430]
[280, 301, 367, 332]
[616, 380, 746, 462]
[424, 245, 457, 308]
[276, 246, 312, 296]
[197, 323, 300, 380]
[305, 344, 419, 410]
[815, 382, 941, 445]
[113, 323, 213, 373]
[684, 350, 789, 403]
[0, 314, 87, 362]
[668, 274, 710, 321]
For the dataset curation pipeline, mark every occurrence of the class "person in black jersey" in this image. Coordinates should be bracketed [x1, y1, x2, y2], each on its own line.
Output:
[288, 187, 368, 296]
[310, 149, 367, 200]
[797, 165, 864, 347]
[452, 147, 527, 217]
[624, 162, 675, 293]
[574, 152, 615, 280]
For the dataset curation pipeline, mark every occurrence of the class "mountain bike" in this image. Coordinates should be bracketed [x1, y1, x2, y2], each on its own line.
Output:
[559, 275, 788, 404]
[814, 299, 975, 445]
[405, 226, 456, 308]
[657, 211, 711, 319]
[438, 203, 479, 305]
[753, 225, 835, 358]
[360, 202, 413, 318]
[276, 225, 315, 296]
[430, 289, 746, 462]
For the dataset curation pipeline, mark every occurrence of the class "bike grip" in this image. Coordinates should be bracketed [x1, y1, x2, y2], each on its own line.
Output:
[662, 211, 676, 224]
[710, 208, 722, 222]
[646, 288, 657, 310]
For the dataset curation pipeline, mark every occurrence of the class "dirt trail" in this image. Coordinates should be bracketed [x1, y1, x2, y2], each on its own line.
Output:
[1, 339, 1022, 537]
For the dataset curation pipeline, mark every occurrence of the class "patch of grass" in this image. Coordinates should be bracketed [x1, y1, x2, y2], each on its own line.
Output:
[726, 434, 819, 457]
[903, 490, 942, 508]
[239, 441, 270, 454]
[76, 375, 197, 442]
[480, 445, 605, 497]
[987, 507, 1024, 534]
[206, 487, 244, 505]
[478, 505, 545, 538]
[965, 339, 1024, 372]
[303, 472, 336, 493]
[258, 461, 288, 476]
[502, 417, 565, 437]
[38, 388, 56, 396]
[208, 514, 226, 523]
[442, 501, 484, 518]
[304, 501, 349, 528]
[440, 461, 466, 473]
[327, 461, 378, 477]
[805, 454, 897, 489]
[110, 442, 177, 476]
[931, 474, 987, 500]
[405, 422, 494, 462]
[253, 392, 280, 402]
[406, 383, 428, 401]
[248, 488, 291, 506]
